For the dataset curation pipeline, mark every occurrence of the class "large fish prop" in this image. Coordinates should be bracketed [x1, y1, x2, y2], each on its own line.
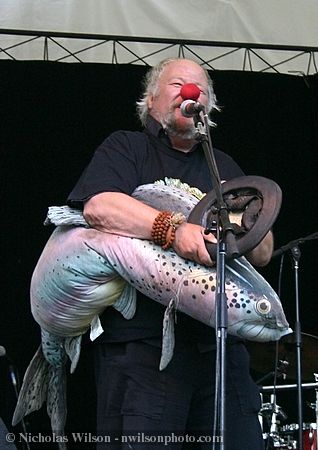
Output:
[13, 179, 291, 447]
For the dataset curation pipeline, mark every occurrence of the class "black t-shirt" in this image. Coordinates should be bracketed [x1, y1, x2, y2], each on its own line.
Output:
[67, 118, 245, 345]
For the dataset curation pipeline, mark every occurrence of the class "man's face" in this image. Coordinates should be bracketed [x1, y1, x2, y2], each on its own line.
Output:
[147, 60, 209, 137]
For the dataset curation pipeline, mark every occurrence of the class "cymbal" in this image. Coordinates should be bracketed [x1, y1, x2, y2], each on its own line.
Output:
[246, 332, 318, 381]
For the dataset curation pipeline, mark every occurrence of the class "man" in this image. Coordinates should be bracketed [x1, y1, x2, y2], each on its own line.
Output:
[68, 58, 271, 449]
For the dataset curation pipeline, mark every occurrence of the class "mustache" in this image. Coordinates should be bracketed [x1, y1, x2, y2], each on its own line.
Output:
[162, 110, 198, 139]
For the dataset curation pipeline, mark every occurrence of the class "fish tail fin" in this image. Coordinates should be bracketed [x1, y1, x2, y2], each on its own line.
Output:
[12, 345, 67, 442]
[46, 365, 67, 437]
[12, 345, 49, 426]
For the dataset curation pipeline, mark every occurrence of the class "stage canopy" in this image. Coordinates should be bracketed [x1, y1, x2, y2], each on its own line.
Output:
[1, 0, 317, 74]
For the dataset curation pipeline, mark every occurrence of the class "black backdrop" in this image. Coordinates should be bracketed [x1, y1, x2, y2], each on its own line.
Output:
[1, 60, 318, 447]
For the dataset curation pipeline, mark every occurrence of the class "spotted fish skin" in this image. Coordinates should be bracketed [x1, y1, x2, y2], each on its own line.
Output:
[30, 181, 290, 343]
[13, 182, 291, 446]
[29, 223, 290, 345]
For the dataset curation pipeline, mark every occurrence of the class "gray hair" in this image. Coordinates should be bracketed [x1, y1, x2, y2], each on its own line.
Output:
[136, 58, 218, 127]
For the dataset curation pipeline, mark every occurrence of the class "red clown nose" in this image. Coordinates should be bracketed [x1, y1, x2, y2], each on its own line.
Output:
[180, 83, 201, 101]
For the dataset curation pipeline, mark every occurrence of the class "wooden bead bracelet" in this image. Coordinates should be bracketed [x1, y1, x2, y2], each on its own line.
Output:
[151, 211, 186, 250]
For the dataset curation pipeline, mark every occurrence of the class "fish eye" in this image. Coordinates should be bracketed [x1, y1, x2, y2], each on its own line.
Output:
[256, 299, 271, 315]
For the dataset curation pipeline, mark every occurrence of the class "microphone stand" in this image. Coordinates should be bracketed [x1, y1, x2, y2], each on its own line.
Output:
[271, 232, 318, 450]
[193, 110, 239, 450]
[271, 232, 318, 259]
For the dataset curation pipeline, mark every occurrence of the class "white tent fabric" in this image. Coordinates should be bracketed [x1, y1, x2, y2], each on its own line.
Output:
[1, 0, 318, 73]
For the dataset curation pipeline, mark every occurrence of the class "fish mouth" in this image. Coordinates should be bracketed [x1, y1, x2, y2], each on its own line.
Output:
[235, 321, 293, 343]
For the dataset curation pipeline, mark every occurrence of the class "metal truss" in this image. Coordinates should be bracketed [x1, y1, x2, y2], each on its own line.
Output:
[1, 28, 317, 75]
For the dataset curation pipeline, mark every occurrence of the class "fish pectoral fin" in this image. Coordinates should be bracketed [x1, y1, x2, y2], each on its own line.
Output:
[112, 283, 137, 319]
[159, 299, 176, 371]
[12, 345, 50, 425]
[90, 315, 104, 341]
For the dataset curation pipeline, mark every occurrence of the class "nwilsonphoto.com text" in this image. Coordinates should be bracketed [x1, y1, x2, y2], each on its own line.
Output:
[7, 432, 223, 446]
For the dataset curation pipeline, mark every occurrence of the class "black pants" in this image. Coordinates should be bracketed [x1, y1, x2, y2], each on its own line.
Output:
[94, 340, 264, 449]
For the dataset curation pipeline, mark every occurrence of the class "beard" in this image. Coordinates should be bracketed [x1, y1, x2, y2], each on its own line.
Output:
[160, 109, 198, 140]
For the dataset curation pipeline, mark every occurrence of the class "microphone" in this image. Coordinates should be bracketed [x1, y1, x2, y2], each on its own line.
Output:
[0, 345, 6, 357]
[180, 99, 205, 118]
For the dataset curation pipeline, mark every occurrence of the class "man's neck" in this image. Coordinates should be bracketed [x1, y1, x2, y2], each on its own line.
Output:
[145, 115, 198, 153]
[169, 135, 197, 153]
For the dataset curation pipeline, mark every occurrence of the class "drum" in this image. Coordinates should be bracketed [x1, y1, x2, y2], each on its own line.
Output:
[280, 423, 317, 450]
[303, 423, 317, 450]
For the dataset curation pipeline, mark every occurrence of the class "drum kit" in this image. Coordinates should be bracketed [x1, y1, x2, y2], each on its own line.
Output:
[247, 333, 318, 450]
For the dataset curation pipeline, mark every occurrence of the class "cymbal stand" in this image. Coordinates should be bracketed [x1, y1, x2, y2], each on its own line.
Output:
[259, 394, 288, 449]
[290, 245, 304, 450]
[269, 393, 285, 447]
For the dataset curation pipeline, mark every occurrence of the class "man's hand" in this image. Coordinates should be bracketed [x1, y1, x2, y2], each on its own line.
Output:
[173, 222, 217, 266]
